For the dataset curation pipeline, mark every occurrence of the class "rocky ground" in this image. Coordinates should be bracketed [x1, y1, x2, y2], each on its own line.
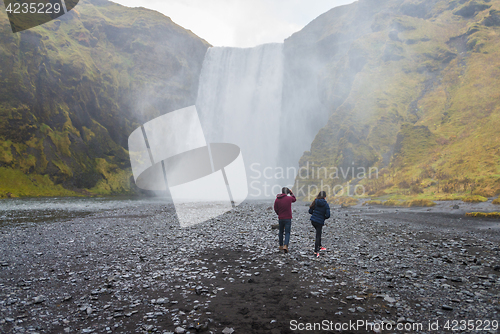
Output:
[0, 200, 499, 334]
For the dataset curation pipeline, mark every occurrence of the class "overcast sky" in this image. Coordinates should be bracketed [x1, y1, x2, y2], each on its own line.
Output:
[110, 0, 357, 47]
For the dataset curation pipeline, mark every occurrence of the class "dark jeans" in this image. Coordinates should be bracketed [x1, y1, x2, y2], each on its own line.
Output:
[311, 221, 323, 252]
[278, 219, 291, 246]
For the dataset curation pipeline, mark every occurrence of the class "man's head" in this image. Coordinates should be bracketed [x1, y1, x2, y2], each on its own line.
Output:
[282, 187, 291, 194]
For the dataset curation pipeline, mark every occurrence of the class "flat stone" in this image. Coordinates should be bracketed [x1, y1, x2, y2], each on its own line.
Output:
[33, 296, 44, 304]
[384, 296, 396, 303]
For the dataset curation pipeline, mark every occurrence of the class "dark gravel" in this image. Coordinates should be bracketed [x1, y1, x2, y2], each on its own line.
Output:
[0, 200, 499, 334]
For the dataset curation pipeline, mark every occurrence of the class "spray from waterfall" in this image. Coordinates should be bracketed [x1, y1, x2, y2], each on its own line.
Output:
[195, 40, 330, 197]
[196, 43, 285, 196]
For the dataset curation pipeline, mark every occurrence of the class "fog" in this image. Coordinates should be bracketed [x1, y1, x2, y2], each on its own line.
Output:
[110, 0, 358, 47]
[195, 44, 286, 197]
[130, 0, 381, 199]
[194, 39, 329, 197]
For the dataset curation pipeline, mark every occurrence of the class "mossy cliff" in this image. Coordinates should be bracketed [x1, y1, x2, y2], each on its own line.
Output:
[289, 0, 500, 200]
[0, 0, 210, 198]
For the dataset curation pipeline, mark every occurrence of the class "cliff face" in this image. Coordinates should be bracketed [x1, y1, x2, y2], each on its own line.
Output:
[280, 1, 382, 169]
[0, 0, 210, 197]
[289, 0, 500, 198]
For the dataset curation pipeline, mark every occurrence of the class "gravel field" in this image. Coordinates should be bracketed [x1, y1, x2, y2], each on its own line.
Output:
[0, 199, 499, 334]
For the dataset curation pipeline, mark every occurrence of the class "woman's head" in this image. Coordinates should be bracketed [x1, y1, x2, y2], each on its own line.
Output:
[310, 191, 327, 209]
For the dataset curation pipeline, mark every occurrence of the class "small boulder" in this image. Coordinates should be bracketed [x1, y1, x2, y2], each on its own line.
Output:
[33, 296, 45, 304]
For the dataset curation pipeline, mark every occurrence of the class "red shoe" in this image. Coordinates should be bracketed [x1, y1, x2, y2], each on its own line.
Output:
[314, 252, 320, 258]
[320, 247, 327, 251]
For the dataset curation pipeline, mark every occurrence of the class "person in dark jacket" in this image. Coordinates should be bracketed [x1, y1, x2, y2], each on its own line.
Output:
[309, 191, 330, 257]
[274, 187, 296, 253]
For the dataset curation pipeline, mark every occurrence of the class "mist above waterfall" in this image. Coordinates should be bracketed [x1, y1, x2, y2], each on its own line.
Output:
[120, 0, 381, 200]
[195, 36, 335, 197]
[196, 44, 286, 196]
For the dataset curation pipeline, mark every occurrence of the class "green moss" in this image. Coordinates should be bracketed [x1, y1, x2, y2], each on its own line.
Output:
[0, 0, 210, 198]
[89, 158, 132, 195]
[466, 212, 500, 218]
[22, 154, 37, 173]
[429, 194, 463, 201]
[81, 126, 95, 142]
[47, 130, 72, 157]
[392, 124, 437, 169]
[364, 200, 383, 205]
[462, 195, 488, 203]
[300, 0, 500, 204]
[377, 198, 436, 207]
[329, 196, 359, 207]
[382, 199, 404, 207]
[39, 123, 51, 134]
[403, 199, 436, 207]
[0, 139, 13, 164]
[53, 160, 73, 177]
[0, 167, 78, 198]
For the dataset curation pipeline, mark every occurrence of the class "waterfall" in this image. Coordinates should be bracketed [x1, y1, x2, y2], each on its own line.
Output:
[195, 41, 328, 197]
[196, 43, 286, 196]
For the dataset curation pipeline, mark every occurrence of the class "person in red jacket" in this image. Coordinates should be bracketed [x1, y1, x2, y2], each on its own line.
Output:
[274, 187, 296, 253]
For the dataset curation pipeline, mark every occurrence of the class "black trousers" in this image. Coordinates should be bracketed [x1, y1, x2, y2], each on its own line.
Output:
[311, 221, 323, 252]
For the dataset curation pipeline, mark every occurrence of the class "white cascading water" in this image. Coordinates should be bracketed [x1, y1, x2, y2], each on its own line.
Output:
[196, 43, 287, 196]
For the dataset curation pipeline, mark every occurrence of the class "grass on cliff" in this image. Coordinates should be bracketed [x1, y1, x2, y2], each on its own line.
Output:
[303, 0, 500, 204]
[366, 187, 491, 204]
[365, 198, 436, 207]
[466, 212, 500, 219]
[329, 196, 359, 207]
[462, 195, 488, 203]
[0, 0, 209, 199]
[89, 158, 132, 195]
[0, 167, 78, 198]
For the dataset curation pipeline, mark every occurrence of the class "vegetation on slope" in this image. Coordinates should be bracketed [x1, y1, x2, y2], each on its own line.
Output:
[466, 212, 500, 218]
[294, 0, 500, 203]
[0, 0, 210, 198]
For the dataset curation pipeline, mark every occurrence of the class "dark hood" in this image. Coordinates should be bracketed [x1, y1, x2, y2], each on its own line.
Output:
[315, 198, 327, 207]
[276, 194, 288, 199]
